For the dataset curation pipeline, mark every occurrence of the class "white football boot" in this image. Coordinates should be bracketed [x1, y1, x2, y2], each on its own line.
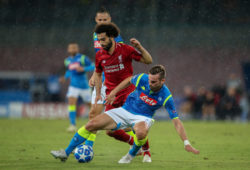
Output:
[66, 125, 77, 132]
[142, 154, 152, 163]
[118, 153, 134, 164]
[50, 149, 68, 162]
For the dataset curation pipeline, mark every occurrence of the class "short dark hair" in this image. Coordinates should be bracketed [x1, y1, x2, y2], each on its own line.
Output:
[94, 23, 120, 38]
[96, 6, 110, 15]
[149, 65, 166, 80]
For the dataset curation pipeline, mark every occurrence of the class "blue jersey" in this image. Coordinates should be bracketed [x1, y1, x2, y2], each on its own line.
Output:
[64, 53, 95, 89]
[93, 32, 124, 82]
[122, 73, 179, 119]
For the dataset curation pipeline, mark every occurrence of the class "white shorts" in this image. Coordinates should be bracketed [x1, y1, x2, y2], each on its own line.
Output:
[67, 86, 91, 103]
[91, 84, 107, 105]
[105, 107, 154, 130]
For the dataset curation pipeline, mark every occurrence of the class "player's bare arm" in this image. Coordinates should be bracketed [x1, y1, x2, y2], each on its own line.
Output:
[89, 71, 96, 87]
[59, 76, 66, 84]
[172, 118, 200, 155]
[105, 76, 132, 105]
[130, 38, 153, 64]
[94, 71, 102, 106]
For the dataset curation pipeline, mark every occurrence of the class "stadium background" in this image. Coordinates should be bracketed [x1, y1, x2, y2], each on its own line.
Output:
[0, 0, 249, 120]
[1, 1, 250, 170]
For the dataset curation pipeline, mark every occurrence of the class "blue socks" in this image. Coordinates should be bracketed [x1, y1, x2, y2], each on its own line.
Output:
[68, 105, 76, 125]
[65, 133, 86, 156]
[129, 143, 142, 156]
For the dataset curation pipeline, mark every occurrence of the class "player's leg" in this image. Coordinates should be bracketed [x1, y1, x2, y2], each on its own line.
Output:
[105, 98, 134, 146]
[118, 121, 149, 163]
[85, 86, 105, 147]
[51, 112, 117, 161]
[66, 86, 79, 132]
[67, 97, 78, 132]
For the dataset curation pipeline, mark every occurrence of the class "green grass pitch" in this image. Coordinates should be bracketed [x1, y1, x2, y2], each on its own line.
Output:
[0, 119, 250, 170]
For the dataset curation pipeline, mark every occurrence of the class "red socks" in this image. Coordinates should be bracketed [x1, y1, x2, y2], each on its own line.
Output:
[107, 130, 151, 156]
[107, 130, 134, 145]
[142, 140, 151, 156]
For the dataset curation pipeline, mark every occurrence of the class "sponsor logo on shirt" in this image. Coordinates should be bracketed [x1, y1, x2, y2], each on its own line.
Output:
[94, 41, 102, 49]
[68, 62, 80, 70]
[104, 63, 124, 73]
[139, 92, 157, 106]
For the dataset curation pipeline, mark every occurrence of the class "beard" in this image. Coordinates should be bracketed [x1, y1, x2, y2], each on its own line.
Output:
[150, 84, 162, 92]
[102, 39, 113, 51]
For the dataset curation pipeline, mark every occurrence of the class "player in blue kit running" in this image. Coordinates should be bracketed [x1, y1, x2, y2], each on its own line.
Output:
[60, 43, 95, 132]
[51, 65, 200, 163]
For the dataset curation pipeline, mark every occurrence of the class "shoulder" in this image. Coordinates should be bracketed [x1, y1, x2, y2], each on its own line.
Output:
[161, 85, 173, 105]
[134, 73, 148, 87]
[64, 57, 71, 66]
[93, 32, 97, 40]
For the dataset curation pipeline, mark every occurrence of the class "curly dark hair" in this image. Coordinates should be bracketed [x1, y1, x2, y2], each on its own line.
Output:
[94, 23, 120, 38]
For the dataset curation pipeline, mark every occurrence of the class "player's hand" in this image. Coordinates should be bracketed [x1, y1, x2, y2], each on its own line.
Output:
[105, 92, 116, 105]
[59, 76, 66, 84]
[94, 95, 102, 108]
[130, 38, 142, 49]
[185, 144, 200, 155]
[89, 76, 95, 87]
[76, 66, 84, 72]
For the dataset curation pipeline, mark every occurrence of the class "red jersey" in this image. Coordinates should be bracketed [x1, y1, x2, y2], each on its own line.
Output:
[95, 43, 142, 110]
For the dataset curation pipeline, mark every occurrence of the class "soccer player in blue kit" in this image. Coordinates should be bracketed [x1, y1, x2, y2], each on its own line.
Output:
[60, 43, 95, 132]
[51, 65, 199, 163]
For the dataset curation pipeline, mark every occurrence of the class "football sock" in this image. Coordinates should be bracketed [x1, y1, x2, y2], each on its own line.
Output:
[85, 133, 97, 147]
[126, 130, 135, 137]
[129, 136, 148, 157]
[107, 130, 134, 145]
[142, 140, 151, 156]
[68, 105, 76, 125]
[65, 126, 90, 156]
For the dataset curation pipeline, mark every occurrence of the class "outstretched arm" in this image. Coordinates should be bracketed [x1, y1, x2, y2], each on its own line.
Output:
[172, 118, 200, 154]
[130, 38, 153, 64]
[105, 76, 132, 105]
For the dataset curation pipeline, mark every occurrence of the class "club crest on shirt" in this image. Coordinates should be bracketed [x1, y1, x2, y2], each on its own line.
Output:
[68, 62, 80, 70]
[118, 55, 123, 63]
[94, 41, 102, 48]
[140, 92, 157, 106]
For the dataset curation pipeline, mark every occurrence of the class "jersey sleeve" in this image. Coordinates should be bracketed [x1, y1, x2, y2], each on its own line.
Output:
[82, 55, 95, 72]
[163, 95, 179, 119]
[127, 45, 142, 61]
[64, 58, 70, 68]
[115, 34, 124, 43]
[131, 73, 145, 88]
[95, 52, 103, 73]
[64, 70, 71, 79]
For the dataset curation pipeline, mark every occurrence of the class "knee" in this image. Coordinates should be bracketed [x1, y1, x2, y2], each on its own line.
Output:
[135, 130, 147, 140]
[88, 110, 96, 120]
[106, 130, 113, 136]
[85, 120, 98, 131]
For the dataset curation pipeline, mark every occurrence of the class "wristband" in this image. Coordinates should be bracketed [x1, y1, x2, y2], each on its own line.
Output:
[184, 140, 190, 146]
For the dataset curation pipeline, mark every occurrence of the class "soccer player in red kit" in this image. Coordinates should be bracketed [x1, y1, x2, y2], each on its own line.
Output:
[93, 23, 153, 162]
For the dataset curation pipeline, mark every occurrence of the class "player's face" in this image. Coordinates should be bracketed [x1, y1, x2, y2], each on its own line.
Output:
[97, 33, 113, 51]
[67, 44, 79, 56]
[95, 13, 111, 25]
[148, 74, 165, 92]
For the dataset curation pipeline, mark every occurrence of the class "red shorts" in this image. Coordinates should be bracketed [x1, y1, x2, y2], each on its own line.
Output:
[105, 84, 135, 112]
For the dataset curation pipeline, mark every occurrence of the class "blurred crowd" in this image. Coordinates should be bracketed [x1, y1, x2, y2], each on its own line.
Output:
[179, 73, 249, 122]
